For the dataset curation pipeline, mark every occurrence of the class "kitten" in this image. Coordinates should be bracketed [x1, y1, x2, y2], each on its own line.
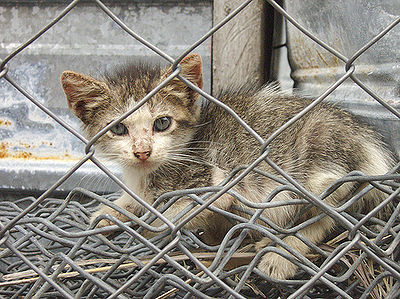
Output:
[61, 54, 394, 280]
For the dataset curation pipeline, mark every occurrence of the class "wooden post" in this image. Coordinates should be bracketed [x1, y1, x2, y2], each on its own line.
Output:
[212, 0, 272, 94]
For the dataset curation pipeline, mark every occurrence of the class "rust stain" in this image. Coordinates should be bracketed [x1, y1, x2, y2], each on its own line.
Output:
[0, 142, 77, 161]
[0, 119, 12, 126]
[0, 143, 7, 158]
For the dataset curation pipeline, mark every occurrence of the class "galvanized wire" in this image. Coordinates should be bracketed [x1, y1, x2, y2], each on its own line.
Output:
[1, 0, 400, 298]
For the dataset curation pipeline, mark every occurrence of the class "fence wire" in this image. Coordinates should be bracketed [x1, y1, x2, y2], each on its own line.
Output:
[1, 0, 400, 298]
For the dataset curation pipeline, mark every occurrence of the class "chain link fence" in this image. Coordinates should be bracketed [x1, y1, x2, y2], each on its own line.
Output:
[1, 0, 400, 298]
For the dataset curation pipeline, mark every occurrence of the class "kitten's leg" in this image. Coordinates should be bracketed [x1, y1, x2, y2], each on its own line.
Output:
[91, 169, 235, 234]
[257, 146, 392, 280]
[158, 167, 236, 233]
[256, 166, 354, 280]
[91, 192, 143, 228]
[151, 193, 233, 232]
[257, 216, 335, 279]
[144, 168, 236, 241]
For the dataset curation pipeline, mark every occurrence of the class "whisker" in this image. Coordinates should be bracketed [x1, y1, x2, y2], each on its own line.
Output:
[192, 121, 212, 128]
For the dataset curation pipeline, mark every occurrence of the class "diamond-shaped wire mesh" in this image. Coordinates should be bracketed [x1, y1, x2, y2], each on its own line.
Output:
[1, 1, 400, 298]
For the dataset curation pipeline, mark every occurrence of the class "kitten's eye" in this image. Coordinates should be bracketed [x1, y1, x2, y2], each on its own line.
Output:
[110, 123, 128, 136]
[153, 116, 171, 132]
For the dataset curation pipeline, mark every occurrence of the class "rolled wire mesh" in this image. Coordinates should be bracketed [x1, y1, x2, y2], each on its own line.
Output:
[1, 0, 400, 298]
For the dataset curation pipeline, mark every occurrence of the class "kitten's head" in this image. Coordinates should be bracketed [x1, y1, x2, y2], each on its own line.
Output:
[61, 54, 203, 173]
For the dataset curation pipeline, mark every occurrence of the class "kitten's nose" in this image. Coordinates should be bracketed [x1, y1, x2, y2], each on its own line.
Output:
[134, 151, 151, 161]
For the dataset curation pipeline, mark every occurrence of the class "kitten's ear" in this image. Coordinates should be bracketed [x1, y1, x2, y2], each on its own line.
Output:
[61, 71, 110, 123]
[163, 53, 203, 105]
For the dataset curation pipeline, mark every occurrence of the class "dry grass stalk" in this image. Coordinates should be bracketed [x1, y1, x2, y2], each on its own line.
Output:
[0, 252, 255, 287]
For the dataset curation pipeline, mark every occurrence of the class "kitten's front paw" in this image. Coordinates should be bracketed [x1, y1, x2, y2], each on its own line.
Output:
[90, 204, 128, 228]
[258, 251, 298, 280]
[254, 237, 272, 251]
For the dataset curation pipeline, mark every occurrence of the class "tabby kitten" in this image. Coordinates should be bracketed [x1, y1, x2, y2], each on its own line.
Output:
[61, 54, 393, 280]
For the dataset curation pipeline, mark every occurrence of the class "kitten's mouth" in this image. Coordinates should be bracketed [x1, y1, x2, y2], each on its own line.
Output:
[135, 160, 151, 167]
[132, 159, 159, 171]
[121, 155, 160, 171]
